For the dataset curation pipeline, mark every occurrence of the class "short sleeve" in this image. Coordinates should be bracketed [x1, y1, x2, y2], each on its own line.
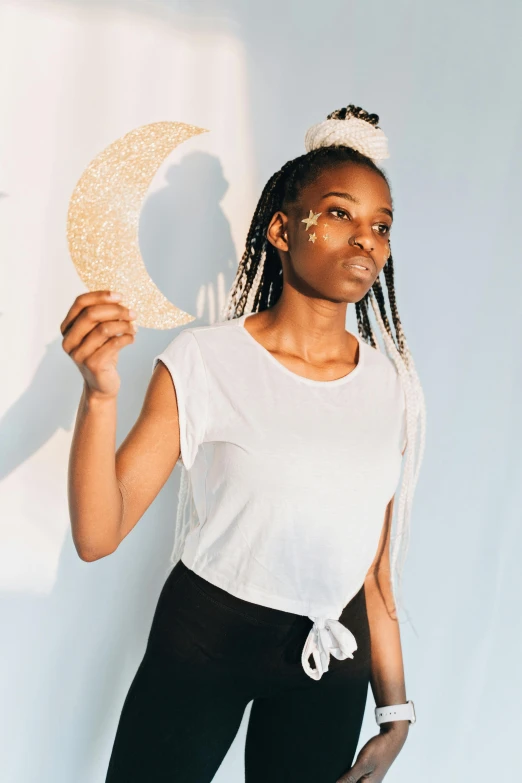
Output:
[152, 329, 209, 470]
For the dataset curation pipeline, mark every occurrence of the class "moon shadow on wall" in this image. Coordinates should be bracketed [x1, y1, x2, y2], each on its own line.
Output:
[139, 150, 238, 326]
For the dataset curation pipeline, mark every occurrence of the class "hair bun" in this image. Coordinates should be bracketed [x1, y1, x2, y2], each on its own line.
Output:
[327, 105, 381, 126]
[304, 104, 389, 163]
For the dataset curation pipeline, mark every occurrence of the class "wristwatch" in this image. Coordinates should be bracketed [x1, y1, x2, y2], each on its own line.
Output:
[375, 700, 416, 725]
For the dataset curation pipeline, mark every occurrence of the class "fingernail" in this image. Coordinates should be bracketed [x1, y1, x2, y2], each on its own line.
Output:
[109, 292, 122, 300]
[128, 309, 137, 319]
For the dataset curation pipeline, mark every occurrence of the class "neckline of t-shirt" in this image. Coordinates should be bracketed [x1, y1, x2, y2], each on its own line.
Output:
[235, 313, 365, 387]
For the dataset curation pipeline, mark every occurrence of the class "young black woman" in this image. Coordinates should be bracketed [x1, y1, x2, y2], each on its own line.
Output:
[62, 104, 425, 783]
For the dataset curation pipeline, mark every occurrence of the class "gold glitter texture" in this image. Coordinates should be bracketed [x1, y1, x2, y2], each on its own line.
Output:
[66, 121, 208, 329]
[301, 209, 322, 230]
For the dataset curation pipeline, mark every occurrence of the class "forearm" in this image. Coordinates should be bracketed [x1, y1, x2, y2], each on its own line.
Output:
[364, 568, 409, 735]
[68, 382, 123, 560]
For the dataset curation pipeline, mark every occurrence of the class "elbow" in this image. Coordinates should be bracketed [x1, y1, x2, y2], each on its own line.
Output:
[77, 547, 116, 562]
[75, 539, 119, 562]
[77, 549, 101, 562]
[71, 518, 121, 562]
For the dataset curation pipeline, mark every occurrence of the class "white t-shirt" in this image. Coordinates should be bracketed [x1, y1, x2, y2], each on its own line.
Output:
[152, 313, 407, 681]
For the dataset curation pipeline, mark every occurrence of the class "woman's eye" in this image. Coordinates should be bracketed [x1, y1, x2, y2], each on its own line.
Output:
[330, 208, 350, 219]
[328, 209, 391, 235]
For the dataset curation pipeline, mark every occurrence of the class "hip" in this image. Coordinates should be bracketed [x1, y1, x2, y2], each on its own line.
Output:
[145, 558, 371, 684]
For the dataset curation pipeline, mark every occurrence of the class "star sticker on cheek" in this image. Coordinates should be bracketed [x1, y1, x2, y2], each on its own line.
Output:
[301, 210, 322, 230]
[323, 232, 329, 241]
[308, 232, 317, 243]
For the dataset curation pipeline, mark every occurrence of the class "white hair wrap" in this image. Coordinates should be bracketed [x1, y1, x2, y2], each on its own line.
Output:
[304, 117, 390, 163]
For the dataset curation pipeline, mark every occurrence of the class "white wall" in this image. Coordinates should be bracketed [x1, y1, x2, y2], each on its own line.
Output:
[1, 1, 521, 780]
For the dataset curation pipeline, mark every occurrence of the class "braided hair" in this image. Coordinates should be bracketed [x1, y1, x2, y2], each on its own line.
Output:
[172, 105, 427, 625]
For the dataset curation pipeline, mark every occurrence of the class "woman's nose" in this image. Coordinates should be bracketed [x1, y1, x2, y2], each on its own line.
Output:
[349, 231, 374, 253]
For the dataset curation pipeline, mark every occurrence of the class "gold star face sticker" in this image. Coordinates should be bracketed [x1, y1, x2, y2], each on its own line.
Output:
[301, 209, 322, 231]
[308, 232, 317, 243]
[323, 232, 329, 241]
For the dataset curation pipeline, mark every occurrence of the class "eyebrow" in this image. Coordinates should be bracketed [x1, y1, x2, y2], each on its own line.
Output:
[320, 191, 393, 220]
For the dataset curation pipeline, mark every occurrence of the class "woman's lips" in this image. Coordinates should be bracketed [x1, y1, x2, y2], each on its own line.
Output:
[341, 262, 372, 277]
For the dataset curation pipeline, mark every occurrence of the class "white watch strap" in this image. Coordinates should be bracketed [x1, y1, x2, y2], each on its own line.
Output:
[375, 700, 415, 724]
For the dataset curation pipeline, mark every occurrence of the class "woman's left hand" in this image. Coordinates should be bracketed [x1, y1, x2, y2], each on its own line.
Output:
[336, 723, 409, 783]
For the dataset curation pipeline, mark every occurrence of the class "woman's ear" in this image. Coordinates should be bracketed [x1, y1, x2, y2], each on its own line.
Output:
[266, 210, 289, 251]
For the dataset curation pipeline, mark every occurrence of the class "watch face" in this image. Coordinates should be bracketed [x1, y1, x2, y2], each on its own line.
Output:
[408, 700, 416, 724]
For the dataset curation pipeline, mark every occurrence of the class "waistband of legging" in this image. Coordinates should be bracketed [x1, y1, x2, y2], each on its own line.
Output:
[176, 559, 307, 628]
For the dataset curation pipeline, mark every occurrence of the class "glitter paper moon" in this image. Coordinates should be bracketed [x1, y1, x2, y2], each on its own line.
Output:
[66, 120, 209, 329]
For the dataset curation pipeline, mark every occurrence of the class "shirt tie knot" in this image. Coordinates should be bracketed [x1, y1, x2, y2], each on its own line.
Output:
[301, 616, 358, 680]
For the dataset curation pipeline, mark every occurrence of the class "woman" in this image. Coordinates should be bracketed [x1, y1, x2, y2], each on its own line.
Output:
[61, 104, 426, 783]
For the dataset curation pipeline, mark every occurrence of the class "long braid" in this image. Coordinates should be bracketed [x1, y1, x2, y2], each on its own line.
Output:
[383, 254, 406, 355]
[222, 159, 297, 318]
[172, 115, 426, 627]
[369, 273, 426, 622]
[351, 253, 426, 624]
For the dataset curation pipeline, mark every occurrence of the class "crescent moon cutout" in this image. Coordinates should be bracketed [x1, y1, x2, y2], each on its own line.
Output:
[66, 121, 209, 329]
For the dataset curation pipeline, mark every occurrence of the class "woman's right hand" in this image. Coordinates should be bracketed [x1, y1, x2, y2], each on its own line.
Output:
[60, 290, 137, 400]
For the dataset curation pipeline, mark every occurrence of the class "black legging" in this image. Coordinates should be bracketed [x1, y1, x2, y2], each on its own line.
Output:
[105, 558, 371, 783]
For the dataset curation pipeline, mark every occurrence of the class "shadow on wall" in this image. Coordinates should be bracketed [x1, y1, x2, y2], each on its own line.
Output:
[0, 153, 238, 782]
[140, 151, 237, 324]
